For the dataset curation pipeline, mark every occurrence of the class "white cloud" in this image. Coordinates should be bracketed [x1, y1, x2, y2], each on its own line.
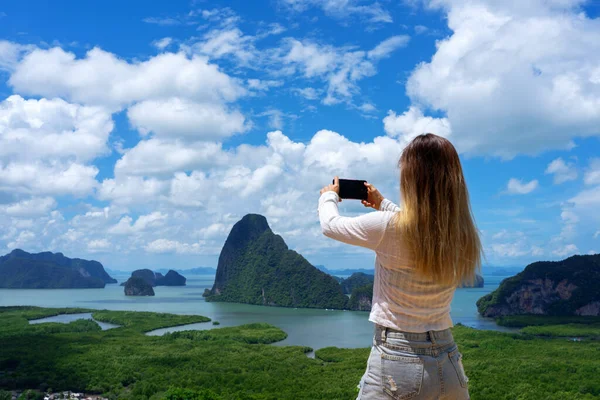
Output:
[545, 157, 577, 184]
[127, 98, 247, 140]
[0, 162, 99, 197]
[0, 41, 33, 71]
[506, 178, 539, 195]
[292, 87, 321, 100]
[108, 212, 168, 235]
[87, 238, 111, 252]
[594, 231, 600, 239]
[367, 36, 410, 59]
[7, 230, 36, 250]
[143, 17, 182, 26]
[9, 48, 245, 110]
[280, 0, 393, 23]
[144, 238, 202, 254]
[0, 95, 113, 162]
[415, 25, 429, 35]
[193, 27, 256, 65]
[98, 176, 168, 205]
[358, 103, 376, 113]
[391, 0, 600, 158]
[1, 197, 56, 217]
[280, 36, 408, 105]
[383, 106, 452, 146]
[584, 158, 600, 185]
[114, 139, 226, 177]
[552, 243, 579, 257]
[152, 37, 173, 50]
[247, 79, 284, 91]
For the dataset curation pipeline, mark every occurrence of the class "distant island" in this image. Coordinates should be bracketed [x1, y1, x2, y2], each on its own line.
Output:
[120, 269, 186, 287]
[0, 249, 116, 289]
[315, 265, 375, 276]
[203, 214, 349, 309]
[459, 274, 484, 288]
[477, 254, 600, 317]
[156, 267, 216, 275]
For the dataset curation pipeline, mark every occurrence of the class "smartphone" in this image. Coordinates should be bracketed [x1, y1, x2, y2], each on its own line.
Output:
[334, 179, 368, 200]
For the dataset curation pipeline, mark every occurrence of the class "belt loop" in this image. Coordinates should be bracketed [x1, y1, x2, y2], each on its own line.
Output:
[381, 327, 387, 342]
[428, 330, 437, 345]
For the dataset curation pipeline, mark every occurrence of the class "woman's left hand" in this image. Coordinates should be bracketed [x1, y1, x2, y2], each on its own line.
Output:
[320, 176, 341, 201]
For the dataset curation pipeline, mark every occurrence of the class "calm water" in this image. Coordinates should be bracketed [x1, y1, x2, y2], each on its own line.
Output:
[1, 274, 514, 350]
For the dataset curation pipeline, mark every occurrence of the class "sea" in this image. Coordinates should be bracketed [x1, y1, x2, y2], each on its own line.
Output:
[0, 273, 516, 351]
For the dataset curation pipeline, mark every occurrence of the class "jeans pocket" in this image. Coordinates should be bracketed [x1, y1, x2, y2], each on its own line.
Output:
[448, 350, 469, 388]
[380, 353, 424, 400]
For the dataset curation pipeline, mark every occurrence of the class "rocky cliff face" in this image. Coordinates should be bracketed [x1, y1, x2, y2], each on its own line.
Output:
[124, 277, 155, 296]
[0, 249, 116, 288]
[477, 254, 600, 317]
[204, 214, 348, 309]
[459, 274, 484, 288]
[348, 283, 373, 311]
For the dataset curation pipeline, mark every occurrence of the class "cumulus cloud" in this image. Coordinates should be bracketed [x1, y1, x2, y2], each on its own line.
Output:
[0, 95, 114, 162]
[0, 41, 33, 71]
[127, 98, 247, 140]
[144, 238, 202, 254]
[552, 243, 579, 257]
[390, 0, 600, 158]
[383, 106, 451, 146]
[0, 162, 99, 197]
[545, 158, 578, 184]
[9, 48, 245, 110]
[1, 197, 57, 217]
[108, 212, 168, 235]
[506, 178, 539, 195]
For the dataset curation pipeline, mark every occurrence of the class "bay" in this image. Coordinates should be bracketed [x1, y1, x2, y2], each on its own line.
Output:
[0, 273, 515, 350]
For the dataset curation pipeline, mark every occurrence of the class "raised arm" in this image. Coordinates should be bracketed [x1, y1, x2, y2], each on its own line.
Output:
[318, 191, 390, 250]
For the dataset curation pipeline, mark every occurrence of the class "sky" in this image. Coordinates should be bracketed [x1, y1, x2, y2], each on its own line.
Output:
[0, 0, 599, 271]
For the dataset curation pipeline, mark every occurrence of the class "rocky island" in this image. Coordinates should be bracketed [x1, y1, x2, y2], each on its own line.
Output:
[477, 254, 600, 317]
[120, 269, 186, 287]
[0, 249, 116, 289]
[204, 214, 348, 309]
[124, 276, 155, 296]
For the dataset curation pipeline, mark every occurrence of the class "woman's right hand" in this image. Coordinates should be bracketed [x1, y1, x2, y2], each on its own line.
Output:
[362, 182, 384, 210]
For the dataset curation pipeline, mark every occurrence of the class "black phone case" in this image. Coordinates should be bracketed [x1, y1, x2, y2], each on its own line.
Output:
[335, 179, 368, 200]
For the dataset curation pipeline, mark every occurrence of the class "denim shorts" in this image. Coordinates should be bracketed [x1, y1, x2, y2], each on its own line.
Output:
[356, 325, 470, 400]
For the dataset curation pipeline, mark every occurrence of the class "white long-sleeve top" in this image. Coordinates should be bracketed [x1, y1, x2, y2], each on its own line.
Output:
[318, 191, 456, 333]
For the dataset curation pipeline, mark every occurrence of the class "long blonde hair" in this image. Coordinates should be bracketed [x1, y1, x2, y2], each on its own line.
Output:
[395, 133, 482, 287]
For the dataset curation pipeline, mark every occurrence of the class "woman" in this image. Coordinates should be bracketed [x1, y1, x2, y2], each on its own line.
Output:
[318, 133, 481, 400]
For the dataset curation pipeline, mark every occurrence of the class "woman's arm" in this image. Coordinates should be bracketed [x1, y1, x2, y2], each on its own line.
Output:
[379, 198, 401, 212]
[318, 191, 390, 250]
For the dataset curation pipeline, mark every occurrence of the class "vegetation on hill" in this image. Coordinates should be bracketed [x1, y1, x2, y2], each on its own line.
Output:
[477, 254, 600, 317]
[204, 214, 348, 309]
[348, 284, 373, 311]
[1, 307, 600, 399]
[0, 249, 116, 289]
[339, 273, 374, 295]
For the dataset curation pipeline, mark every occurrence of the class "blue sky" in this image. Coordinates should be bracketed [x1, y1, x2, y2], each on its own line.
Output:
[0, 0, 599, 271]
